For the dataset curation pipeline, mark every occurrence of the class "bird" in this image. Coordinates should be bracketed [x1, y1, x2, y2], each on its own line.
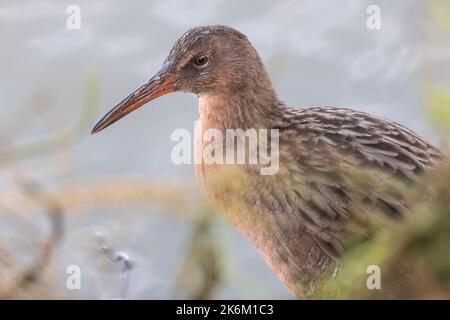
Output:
[92, 25, 443, 298]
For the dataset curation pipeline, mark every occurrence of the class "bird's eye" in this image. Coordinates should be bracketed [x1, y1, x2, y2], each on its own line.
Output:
[194, 55, 208, 67]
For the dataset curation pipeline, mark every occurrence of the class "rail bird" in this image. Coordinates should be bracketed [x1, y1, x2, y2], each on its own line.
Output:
[92, 25, 442, 297]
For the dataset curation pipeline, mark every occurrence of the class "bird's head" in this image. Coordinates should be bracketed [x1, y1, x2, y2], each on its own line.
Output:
[92, 25, 267, 134]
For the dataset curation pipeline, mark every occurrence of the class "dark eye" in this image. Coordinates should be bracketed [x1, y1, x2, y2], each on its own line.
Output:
[194, 55, 208, 67]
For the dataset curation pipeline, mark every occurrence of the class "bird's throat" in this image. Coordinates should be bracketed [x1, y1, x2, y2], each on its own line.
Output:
[198, 89, 282, 131]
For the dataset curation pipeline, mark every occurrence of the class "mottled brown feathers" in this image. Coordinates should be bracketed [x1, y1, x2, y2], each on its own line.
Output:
[274, 105, 442, 269]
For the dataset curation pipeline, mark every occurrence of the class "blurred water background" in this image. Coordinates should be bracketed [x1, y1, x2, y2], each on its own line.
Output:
[0, 0, 449, 298]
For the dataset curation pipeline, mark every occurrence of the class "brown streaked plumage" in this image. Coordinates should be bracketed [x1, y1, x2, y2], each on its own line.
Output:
[92, 25, 443, 298]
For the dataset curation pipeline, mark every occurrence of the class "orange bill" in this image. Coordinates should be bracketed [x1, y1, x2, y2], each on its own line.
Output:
[92, 69, 178, 134]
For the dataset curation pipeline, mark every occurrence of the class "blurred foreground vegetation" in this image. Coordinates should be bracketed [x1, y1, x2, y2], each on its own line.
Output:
[318, 157, 450, 299]
[0, 74, 224, 299]
[1, 74, 449, 299]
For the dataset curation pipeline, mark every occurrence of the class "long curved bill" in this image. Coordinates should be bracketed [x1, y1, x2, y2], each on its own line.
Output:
[91, 68, 178, 134]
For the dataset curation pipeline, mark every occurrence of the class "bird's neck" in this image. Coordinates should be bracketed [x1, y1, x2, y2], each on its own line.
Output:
[198, 85, 284, 131]
[195, 80, 335, 298]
